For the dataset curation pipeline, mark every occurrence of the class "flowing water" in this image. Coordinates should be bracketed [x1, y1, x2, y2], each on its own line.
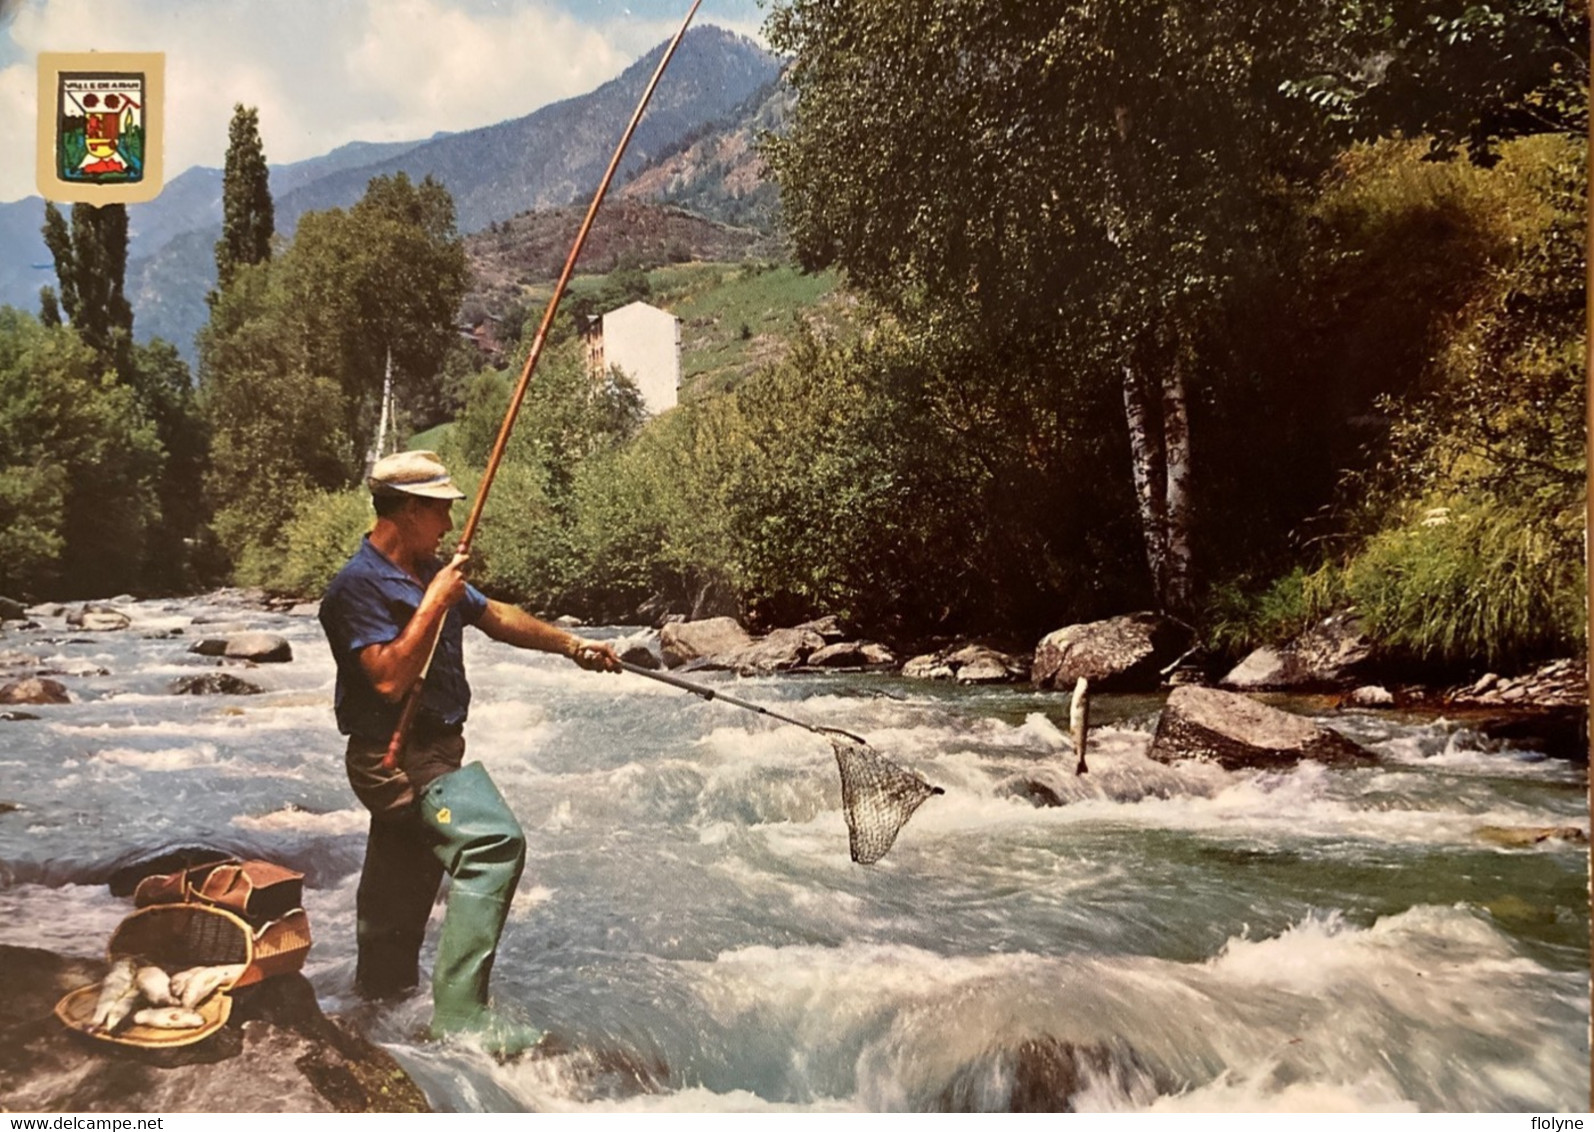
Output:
[0, 595, 1586, 1112]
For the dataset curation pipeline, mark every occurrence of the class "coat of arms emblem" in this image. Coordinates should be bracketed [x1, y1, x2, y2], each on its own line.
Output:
[36, 52, 165, 204]
[57, 71, 146, 184]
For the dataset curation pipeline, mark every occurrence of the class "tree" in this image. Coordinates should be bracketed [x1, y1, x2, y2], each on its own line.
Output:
[766, 0, 1338, 616]
[197, 261, 352, 581]
[277, 173, 469, 455]
[0, 308, 163, 597]
[41, 201, 134, 379]
[214, 104, 275, 293]
[1290, 0, 1588, 166]
[39, 286, 61, 328]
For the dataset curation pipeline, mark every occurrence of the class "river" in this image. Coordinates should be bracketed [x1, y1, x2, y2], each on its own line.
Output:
[0, 594, 1586, 1112]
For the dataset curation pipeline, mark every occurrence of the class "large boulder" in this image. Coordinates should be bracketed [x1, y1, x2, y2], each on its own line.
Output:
[660, 617, 754, 669]
[1148, 685, 1373, 770]
[1221, 612, 1374, 691]
[1031, 613, 1187, 692]
[795, 615, 846, 642]
[0, 945, 429, 1112]
[225, 633, 293, 664]
[67, 604, 132, 632]
[0, 596, 25, 620]
[721, 627, 826, 674]
[807, 641, 898, 669]
[190, 633, 293, 663]
[902, 643, 1026, 684]
[0, 677, 71, 705]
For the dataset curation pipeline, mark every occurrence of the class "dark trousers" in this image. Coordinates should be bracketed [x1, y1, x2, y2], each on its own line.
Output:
[355, 811, 446, 998]
[346, 730, 463, 999]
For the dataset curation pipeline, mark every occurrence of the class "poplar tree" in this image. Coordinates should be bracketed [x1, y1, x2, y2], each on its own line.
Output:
[214, 104, 274, 293]
[40, 200, 134, 380]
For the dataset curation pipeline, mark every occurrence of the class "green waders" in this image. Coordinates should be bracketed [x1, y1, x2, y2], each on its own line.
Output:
[415, 761, 544, 1057]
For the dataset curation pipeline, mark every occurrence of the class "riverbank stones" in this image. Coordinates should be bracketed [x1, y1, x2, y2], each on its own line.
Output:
[1149, 685, 1373, 770]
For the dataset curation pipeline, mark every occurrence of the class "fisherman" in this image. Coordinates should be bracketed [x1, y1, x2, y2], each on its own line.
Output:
[319, 449, 620, 1057]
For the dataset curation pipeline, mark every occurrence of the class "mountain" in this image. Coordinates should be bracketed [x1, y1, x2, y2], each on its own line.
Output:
[0, 25, 781, 365]
[270, 26, 777, 237]
[619, 74, 793, 231]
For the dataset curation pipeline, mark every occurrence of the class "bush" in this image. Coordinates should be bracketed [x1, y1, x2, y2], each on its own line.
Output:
[257, 488, 373, 596]
[1341, 496, 1584, 670]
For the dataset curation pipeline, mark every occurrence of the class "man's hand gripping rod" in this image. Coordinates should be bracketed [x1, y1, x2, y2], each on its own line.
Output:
[382, 0, 704, 771]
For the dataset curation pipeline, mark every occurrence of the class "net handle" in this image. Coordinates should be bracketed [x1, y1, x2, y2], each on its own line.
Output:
[619, 660, 869, 745]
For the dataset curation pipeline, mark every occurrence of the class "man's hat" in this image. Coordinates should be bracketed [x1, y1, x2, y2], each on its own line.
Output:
[368, 450, 466, 500]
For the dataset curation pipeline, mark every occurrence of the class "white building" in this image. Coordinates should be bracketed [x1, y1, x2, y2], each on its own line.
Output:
[589, 300, 681, 416]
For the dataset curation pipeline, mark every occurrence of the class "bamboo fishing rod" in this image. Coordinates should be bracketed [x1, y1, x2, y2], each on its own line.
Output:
[383, 0, 704, 770]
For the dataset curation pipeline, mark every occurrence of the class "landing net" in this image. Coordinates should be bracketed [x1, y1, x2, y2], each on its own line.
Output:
[830, 736, 943, 864]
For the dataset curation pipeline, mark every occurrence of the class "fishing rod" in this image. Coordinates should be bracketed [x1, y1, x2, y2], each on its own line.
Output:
[620, 661, 871, 745]
[384, 0, 704, 771]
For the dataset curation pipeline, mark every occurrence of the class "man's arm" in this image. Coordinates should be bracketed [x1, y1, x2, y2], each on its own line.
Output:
[357, 552, 471, 701]
[477, 599, 622, 672]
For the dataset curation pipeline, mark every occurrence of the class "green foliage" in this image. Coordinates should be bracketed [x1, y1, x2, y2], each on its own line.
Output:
[1200, 566, 1345, 659]
[276, 173, 469, 447]
[42, 201, 134, 380]
[0, 308, 163, 597]
[215, 104, 274, 293]
[129, 339, 212, 591]
[199, 261, 353, 575]
[1342, 497, 1584, 668]
[1289, 0, 1588, 165]
[260, 488, 373, 596]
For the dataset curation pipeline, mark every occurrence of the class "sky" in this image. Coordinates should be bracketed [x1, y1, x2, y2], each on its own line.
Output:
[0, 0, 769, 203]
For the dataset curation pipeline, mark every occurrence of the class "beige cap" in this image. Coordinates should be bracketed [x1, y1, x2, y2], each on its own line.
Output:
[368, 450, 466, 500]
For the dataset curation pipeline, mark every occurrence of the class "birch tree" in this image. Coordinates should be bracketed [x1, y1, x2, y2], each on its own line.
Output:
[766, 0, 1334, 615]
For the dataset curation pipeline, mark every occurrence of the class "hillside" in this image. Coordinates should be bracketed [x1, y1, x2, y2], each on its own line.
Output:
[619, 76, 793, 232]
[270, 27, 779, 238]
[462, 199, 779, 318]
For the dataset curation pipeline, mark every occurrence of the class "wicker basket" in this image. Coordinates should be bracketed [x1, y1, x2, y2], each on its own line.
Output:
[55, 903, 254, 1049]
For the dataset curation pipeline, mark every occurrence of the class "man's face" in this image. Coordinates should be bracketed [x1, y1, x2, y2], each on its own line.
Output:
[402, 496, 454, 557]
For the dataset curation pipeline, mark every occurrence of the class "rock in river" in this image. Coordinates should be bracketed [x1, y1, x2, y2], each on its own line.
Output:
[191, 633, 293, 663]
[660, 617, 754, 669]
[1148, 685, 1373, 770]
[1221, 612, 1374, 691]
[0, 677, 71, 705]
[66, 603, 132, 632]
[1031, 613, 1187, 692]
[170, 673, 265, 696]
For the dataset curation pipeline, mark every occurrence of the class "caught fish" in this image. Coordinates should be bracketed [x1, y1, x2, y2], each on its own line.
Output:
[88, 956, 141, 1033]
[177, 963, 245, 1009]
[132, 1006, 206, 1030]
[135, 965, 175, 1007]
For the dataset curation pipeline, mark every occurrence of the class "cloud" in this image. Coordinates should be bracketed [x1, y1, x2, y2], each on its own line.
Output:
[0, 0, 724, 202]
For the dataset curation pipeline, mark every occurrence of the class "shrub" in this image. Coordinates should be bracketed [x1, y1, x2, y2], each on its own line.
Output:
[259, 488, 373, 596]
[1342, 496, 1584, 670]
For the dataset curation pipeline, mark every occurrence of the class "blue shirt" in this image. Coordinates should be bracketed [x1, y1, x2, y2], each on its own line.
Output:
[319, 536, 488, 741]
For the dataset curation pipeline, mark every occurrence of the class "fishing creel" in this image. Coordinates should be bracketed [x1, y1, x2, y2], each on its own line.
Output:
[132, 856, 312, 983]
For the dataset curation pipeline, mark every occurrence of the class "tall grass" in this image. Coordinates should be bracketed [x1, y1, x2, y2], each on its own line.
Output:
[1343, 498, 1584, 670]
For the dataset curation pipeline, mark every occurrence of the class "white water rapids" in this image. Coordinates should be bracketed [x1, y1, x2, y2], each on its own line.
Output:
[0, 594, 1586, 1111]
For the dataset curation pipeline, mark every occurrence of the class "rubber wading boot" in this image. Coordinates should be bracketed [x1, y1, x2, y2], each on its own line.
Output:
[418, 761, 545, 1058]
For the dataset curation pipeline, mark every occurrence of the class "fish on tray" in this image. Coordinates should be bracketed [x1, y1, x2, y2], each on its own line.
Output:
[132, 1007, 207, 1030]
[82, 959, 245, 1035]
[170, 963, 246, 1010]
[88, 956, 141, 1034]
